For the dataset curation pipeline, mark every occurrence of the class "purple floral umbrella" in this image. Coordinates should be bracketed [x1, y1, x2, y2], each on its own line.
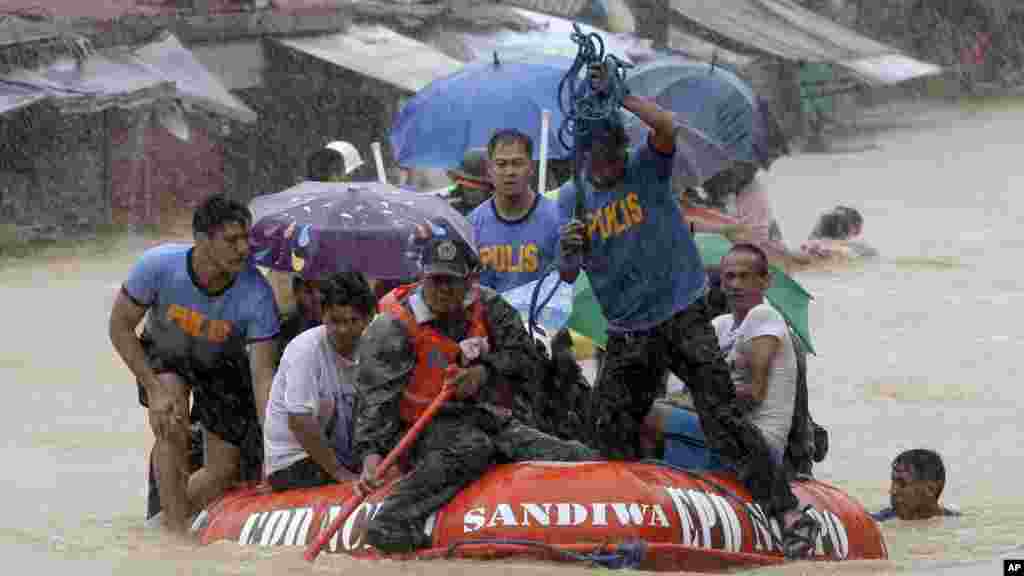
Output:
[248, 181, 477, 281]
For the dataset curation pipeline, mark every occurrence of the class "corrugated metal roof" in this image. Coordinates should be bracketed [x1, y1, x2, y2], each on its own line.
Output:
[456, 8, 655, 64]
[669, 0, 941, 84]
[278, 25, 464, 93]
[0, 15, 62, 47]
[128, 33, 257, 123]
[0, 32, 257, 119]
[0, 80, 47, 114]
[0, 1, 350, 22]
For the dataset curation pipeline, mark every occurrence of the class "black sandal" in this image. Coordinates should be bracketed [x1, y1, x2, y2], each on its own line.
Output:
[782, 505, 820, 560]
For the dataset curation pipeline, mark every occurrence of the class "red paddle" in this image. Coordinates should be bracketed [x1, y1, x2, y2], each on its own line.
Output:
[304, 379, 457, 562]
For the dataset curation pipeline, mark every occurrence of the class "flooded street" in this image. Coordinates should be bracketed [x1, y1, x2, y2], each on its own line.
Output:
[3, 97, 1022, 575]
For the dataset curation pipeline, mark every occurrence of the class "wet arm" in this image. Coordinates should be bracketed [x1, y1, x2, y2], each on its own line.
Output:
[353, 314, 414, 461]
[288, 413, 354, 479]
[248, 340, 278, 427]
[737, 335, 780, 404]
[622, 95, 676, 154]
[108, 290, 157, 390]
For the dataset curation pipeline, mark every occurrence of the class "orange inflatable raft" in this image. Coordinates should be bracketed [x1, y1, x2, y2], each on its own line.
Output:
[194, 460, 886, 572]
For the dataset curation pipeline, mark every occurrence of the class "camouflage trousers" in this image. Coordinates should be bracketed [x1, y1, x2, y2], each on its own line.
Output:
[366, 409, 598, 553]
[590, 298, 800, 519]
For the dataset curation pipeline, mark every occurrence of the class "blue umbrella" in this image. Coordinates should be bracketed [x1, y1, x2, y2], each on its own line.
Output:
[624, 56, 789, 169]
[389, 55, 579, 170]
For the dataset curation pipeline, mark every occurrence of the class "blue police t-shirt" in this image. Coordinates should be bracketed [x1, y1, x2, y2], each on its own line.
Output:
[123, 243, 281, 371]
[557, 138, 707, 333]
[469, 194, 565, 293]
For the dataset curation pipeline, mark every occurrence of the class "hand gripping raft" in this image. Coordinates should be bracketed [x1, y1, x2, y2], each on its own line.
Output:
[304, 379, 458, 562]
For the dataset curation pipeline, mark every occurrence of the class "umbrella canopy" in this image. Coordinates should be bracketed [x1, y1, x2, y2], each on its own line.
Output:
[249, 181, 476, 281]
[500, 269, 607, 349]
[504, 232, 814, 354]
[389, 55, 579, 170]
[624, 57, 788, 169]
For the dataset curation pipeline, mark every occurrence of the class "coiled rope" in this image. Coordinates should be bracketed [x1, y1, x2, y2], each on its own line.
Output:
[527, 24, 632, 341]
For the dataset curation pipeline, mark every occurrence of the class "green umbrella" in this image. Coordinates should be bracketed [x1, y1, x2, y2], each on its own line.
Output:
[564, 233, 815, 355]
[566, 271, 608, 349]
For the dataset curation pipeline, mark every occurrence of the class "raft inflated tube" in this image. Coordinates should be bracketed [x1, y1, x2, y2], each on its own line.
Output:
[196, 461, 886, 572]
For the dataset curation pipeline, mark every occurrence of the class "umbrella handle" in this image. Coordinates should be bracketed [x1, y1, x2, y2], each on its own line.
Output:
[372, 142, 387, 184]
[538, 109, 551, 193]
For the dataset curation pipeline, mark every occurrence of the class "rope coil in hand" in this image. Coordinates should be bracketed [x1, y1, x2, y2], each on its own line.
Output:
[527, 24, 632, 342]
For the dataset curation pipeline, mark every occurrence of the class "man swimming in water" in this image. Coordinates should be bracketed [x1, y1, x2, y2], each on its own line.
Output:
[873, 449, 960, 521]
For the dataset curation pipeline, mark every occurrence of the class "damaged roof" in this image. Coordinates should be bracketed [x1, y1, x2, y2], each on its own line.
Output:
[278, 25, 464, 93]
[0, 31, 256, 120]
[669, 0, 941, 84]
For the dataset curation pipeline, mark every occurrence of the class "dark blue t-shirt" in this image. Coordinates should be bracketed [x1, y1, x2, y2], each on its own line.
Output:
[557, 138, 707, 332]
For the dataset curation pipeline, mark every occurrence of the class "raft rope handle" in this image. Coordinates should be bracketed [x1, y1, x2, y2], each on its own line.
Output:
[441, 537, 647, 570]
[641, 459, 787, 553]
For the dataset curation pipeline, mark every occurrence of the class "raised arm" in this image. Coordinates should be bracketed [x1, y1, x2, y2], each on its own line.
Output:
[622, 95, 676, 154]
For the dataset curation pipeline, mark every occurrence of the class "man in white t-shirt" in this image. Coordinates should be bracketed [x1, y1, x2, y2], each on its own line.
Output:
[712, 243, 798, 466]
[264, 272, 377, 491]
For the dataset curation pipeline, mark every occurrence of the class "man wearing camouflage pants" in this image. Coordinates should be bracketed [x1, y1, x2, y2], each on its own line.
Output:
[557, 64, 819, 559]
[353, 230, 598, 553]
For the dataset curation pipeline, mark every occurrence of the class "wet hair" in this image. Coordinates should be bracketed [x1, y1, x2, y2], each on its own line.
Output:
[702, 163, 756, 206]
[583, 115, 630, 158]
[192, 194, 251, 239]
[292, 274, 312, 291]
[372, 277, 414, 301]
[307, 148, 346, 181]
[733, 162, 758, 190]
[318, 271, 378, 318]
[487, 129, 533, 159]
[726, 242, 770, 276]
[835, 205, 863, 230]
[705, 266, 729, 317]
[893, 449, 946, 497]
[810, 209, 853, 240]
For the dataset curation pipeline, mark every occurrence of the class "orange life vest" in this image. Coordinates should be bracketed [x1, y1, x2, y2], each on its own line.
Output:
[380, 283, 491, 424]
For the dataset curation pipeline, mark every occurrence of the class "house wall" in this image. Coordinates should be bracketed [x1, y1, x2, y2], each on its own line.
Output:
[0, 104, 109, 242]
[107, 107, 227, 230]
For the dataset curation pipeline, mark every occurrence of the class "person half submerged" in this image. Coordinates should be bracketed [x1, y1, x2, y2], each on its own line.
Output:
[873, 449, 960, 522]
[799, 205, 877, 264]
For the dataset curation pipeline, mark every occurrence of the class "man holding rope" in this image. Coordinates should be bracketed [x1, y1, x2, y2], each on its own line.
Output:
[557, 64, 820, 558]
[353, 231, 598, 553]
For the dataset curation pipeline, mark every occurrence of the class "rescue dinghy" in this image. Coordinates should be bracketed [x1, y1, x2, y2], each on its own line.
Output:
[194, 460, 886, 572]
